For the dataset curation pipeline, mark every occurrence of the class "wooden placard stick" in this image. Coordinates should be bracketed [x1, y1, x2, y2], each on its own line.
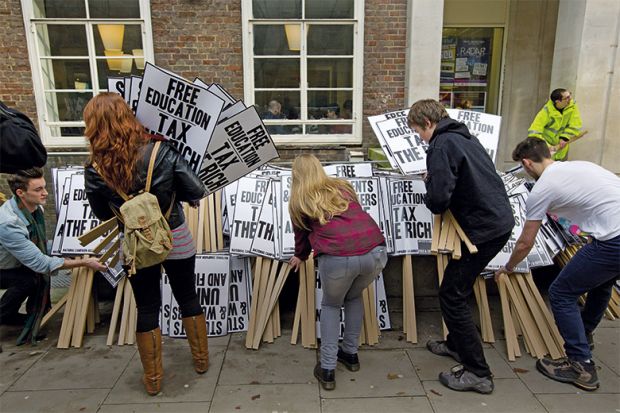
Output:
[299, 263, 309, 347]
[245, 256, 263, 348]
[368, 282, 379, 341]
[86, 294, 96, 334]
[109, 250, 121, 269]
[444, 220, 457, 253]
[259, 262, 291, 346]
[290, 278, 303, 345]
[253, 259, 273, 346]
[452, 236, 462, 260]
[91, 227, 120, 255]
[41, 292, 68, 328]
[498, 274, 517, 360]
[196, 198, 205, 253]
[98, 239, 120, 264]
[504, 276, 546, 358]
[78, 217, 117, 247]
[477, 277, 495, 342]
[208, 194, 217, 253]
[117, 278, 132, 346]
[73, 268, 95, 348]
[436, 254, 449, 339]
[215, 190, 224, 250]
[361, 288, 373, 345]
[445, 210, 478, 254]
[430, 214, 442, 254]
[57, 268, 78, 348]
[127, 293, 137, 345]
[403, 255, 417, 343]
[438, 216, 451, 252]
[515, 274, 562, 359]
[305, 258, 317, 347]
[68, 266, 87, 347]
[106, 277, 126, 345]
[523, 273, 565, 351]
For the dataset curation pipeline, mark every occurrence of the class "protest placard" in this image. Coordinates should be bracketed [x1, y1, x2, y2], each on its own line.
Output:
[250, 180, 277, 258]
[161, 272, 171, 336]
[229, 177, 270, 255]
[446, 109, 500, 162]
[123, 78, 131, 103]
[378, 176, 395, 254]
[107, 76, 125, 98]
[135, 63, 225, 172]
[486, 194, 529, 272]
[227, 256, 251, 333]
[199, 106, 279, 194]
[60, 174, 105, 254]
[168, 291, 184, 337]
[388, 178, 433, 255]
[195, 254, 230, 337]
[129, 75, 142, 113]
[368, 110, 407, 170]
[279, 173, 295, 258]
[324, 162, 373, 178]
[348, 177, 381, 226]
[51, 175, 74, 255]
[375, 273, 391, 330]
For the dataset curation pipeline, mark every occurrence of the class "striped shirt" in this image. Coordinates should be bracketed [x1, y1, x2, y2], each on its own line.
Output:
[167, 221, 196, 260]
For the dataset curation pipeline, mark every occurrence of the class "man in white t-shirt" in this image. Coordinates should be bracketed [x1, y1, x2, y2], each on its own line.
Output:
[495, 137, 620, 392]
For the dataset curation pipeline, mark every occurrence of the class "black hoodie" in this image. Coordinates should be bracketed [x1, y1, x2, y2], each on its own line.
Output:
[424, 117, 514, 244]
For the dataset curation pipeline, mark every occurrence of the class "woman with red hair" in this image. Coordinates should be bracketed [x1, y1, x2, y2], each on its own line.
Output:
[83, 92, 208, 395]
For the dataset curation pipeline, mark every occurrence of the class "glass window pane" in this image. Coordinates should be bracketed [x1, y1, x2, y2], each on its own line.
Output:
[89, 0, 140, 18]
[45, 91, 92, 122]
[33, 0, 86, 18]
[254, 25, 300, 56]
[254, 59, 299, 88]
[308, 58, 352, 88]
[36, 25, 88, 57]
[308, 91, 353, 119]
[256, 91, 300, 120]
[306, 0, 354, 19]
[307, 25, 353, 55]
[94, 24, 143, 56]
[252, 0, 301, 19]
[59, 126, 85, 137]
[96, 58, 142, 89]
[40, 59, 91, 90]
[306, 123, 352, 134]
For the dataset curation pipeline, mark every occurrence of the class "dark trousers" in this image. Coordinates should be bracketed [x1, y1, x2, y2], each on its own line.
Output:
[0, 266, 38, 322]
[548, 234, 620, 361]
[128, 255, 202, 332]
[440, 231, 511, 378]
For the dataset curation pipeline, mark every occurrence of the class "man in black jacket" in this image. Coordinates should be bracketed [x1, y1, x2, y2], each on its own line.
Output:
[407, 99, 514, 394]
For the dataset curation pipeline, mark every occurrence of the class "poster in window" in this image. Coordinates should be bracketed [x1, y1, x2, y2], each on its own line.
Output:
[455, 38, 490, 87]
[440, 37, 457, 90]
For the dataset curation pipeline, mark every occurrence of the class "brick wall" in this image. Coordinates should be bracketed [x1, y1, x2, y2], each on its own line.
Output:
[362, 0, 408, 153]
[0, 0, 37, 119]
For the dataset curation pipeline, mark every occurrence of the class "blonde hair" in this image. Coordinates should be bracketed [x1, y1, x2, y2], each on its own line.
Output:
[288, 154, 358, 230]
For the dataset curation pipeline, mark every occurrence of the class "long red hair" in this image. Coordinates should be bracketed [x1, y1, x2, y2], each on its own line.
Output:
[83, 92, 149, 194]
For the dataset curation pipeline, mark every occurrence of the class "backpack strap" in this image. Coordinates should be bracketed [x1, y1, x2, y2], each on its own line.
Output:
[144, 141, 161, 193]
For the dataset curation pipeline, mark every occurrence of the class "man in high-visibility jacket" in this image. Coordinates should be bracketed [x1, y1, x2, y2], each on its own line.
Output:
[528, 88, 583, 161]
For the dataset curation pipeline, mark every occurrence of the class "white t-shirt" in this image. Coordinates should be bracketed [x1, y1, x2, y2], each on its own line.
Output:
[526, 161, 620, 241]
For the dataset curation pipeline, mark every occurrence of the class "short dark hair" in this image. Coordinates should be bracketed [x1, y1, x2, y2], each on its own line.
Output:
[512, 137, 551, 163]
[550, 88, 567, 102]
[407, 99, 449, 128]
[7, 167, 44, 195]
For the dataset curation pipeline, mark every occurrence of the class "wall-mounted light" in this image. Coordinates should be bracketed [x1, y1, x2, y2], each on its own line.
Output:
[284, 24, 301, 51]
[132, 49, 145, 70]
[98, 24, 125, 50]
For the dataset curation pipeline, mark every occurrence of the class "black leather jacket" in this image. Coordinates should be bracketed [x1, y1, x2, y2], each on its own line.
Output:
[84, 140, 206, 230]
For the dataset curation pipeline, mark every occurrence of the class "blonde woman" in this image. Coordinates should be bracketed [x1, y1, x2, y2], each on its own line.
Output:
[288, 154, 387, 390]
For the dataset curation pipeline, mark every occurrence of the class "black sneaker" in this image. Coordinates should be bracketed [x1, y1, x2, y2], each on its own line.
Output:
[536, 357, 599, 391]
[426, 340, 461, 363]
[438, 365, 494, 394]
[314, 363, 335, 390]
[337, 347, 360, 372]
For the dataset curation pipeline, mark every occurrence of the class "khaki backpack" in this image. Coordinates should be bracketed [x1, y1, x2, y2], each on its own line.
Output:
[96, 141, 173, 276]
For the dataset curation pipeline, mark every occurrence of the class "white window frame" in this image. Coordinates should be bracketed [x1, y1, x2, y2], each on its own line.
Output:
[241, 0, 365, 145]
[20, 0, 155, 148]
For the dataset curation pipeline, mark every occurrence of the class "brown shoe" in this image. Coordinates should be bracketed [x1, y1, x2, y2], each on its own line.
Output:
[182, 315, 209, 374]
[135, 328, 163, 396]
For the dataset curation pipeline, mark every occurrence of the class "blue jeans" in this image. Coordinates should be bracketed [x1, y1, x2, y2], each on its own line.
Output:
[317, 246, 388, 370]
[548, 234, 620, 361]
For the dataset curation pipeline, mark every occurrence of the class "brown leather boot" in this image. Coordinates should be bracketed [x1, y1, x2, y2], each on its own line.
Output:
[135, 328, 163, 395]
[182, 315, 209, 373]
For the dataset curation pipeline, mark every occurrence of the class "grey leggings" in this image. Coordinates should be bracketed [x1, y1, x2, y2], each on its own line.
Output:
[317, 245, 388, 369]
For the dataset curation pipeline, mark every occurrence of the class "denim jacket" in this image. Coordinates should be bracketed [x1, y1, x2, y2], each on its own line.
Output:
[0, 197, 64, 274]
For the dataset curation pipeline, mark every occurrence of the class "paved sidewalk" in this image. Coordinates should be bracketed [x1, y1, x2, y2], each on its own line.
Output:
[1, 297, 618, 413]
